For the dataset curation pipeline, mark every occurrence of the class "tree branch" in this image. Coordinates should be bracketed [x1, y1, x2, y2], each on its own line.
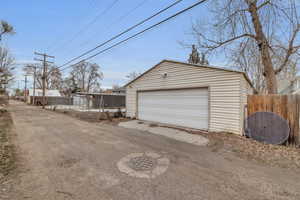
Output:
[219, 8, 249, 27]
[199, 33, 256, 51]
[257, 0, 271, 10]
[275, 24, 300, 74]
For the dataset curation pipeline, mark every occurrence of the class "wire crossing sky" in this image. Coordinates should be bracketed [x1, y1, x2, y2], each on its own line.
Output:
[56, 0, 185, 70]
[2, 0, 212, 89]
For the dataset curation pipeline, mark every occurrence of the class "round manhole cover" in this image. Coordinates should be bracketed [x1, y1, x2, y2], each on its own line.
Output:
[128, 156, 157, 171]
[117, 152, 170, 179]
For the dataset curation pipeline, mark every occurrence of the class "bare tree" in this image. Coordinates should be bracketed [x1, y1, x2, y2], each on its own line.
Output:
[126, 71, 141, 81]
[190, 0, 300, 94]
[230, 39, 298, 93]
[0, 47, 14, 91]
[0, 20, 14, 41]
[24, 64, 63, 90]
[68, 61, 103, 93]
[233, 41, 267, 93]
[47, 67, 63, 89]
[61, 76, 78, 96]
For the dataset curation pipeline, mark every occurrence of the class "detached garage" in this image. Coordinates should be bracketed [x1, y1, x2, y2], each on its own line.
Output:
[125, 60, 253, 135]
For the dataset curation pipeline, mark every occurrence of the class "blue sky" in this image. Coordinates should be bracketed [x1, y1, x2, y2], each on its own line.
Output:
[2, 0, 219, 89]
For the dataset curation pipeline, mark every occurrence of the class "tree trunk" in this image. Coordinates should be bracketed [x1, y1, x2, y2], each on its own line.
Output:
[247, 1, 278, 94]
[82, 73, 85, 92]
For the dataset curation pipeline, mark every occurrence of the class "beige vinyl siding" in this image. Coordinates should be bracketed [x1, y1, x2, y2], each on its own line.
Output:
[126, 61, 251, 135]
[239, 75, 254, 134]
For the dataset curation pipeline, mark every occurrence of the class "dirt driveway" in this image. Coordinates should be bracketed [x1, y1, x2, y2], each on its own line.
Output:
[4, 101, 300, 200]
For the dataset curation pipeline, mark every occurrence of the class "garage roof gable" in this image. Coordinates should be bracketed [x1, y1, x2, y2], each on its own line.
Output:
[124, 60, 253, 88]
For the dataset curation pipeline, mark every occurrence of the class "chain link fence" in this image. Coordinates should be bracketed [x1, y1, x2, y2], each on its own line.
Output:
[31, 93, 126, 121]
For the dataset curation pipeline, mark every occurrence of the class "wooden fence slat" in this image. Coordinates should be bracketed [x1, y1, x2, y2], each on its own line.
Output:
[296, 95, 300, 144]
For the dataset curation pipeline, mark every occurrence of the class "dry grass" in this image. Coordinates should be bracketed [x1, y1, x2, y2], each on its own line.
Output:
[0, 109, 15, 179]
[194, 131, 300, 169]
[0, 95, 8, 105]
[144, 122, 300, 169]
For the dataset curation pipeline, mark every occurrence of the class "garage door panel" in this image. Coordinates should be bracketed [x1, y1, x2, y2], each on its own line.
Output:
[138, 109, 208, 119]
[141, 97, 208, 104]
[138, 88, 209, 130]
[139, 104, 208, 110]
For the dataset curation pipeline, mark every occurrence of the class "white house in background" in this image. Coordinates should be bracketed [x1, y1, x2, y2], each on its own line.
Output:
[125, 60, 254, 135]
[28, 89, 61, 97]
[27, 89, 61, 104]
[280, 76, 300, 94]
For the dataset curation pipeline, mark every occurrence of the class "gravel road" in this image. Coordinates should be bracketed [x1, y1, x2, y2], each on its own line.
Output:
[4, 101, 300, 200]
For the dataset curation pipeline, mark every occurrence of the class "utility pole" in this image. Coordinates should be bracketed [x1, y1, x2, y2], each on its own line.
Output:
[24, 65, 38, 105]
[33, 66, 36, 105]
[24, 75, 28, 103]
[34, 52, 54, 108]
[28, 65, 37, 105]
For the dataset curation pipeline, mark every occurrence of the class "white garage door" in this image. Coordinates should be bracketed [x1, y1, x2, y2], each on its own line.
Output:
[138, 88, 209, 130]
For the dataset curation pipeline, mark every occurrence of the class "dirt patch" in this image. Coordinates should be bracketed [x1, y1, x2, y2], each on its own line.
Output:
[193, 130, 300, 169]
[0, 109, 15, 178]
[0, 107, 16, 200]
[149, 123, 159, 127]
[0, 95, 8, 105]
[57, 156, 80, 168]
[48, 108, 131, 125]
[98, 118, 131, 126]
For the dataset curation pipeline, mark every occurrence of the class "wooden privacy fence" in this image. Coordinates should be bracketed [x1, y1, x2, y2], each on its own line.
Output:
[247, 95, 300, 145]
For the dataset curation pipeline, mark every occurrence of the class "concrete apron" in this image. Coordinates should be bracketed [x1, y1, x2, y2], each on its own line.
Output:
[119, 120, 209, 146]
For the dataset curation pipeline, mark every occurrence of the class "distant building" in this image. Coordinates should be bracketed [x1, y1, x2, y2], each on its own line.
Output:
[103, 87, 126, 94]
[112, 87, 126, 94]
[27, 89, 61, 104]
[280, 76, 300, 94]
[28, 89, 61, 97]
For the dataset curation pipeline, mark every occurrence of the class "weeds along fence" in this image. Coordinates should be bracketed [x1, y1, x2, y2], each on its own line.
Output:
[247, 95, 300, 145]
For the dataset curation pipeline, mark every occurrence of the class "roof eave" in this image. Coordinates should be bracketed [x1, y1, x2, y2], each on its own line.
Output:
[124, 59, 254, 89]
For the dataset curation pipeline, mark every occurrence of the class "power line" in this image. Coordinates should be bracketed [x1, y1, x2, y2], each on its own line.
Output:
[58, 0, 208, 72]
[115, 0, 149, 23]
[56, 0, 150, 61]
[48, 0, 120, 54]
[46, 3, 102, 52]
[76, 0, 150, 50]
[57, 0, 183, 69]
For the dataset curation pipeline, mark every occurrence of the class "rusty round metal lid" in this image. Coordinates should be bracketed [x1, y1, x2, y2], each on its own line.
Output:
[245, 112, 290, 145]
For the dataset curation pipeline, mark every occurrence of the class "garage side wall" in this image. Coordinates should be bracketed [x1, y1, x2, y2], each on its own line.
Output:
[126, 61, 244, 134]
[240, 75, 254, 134]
